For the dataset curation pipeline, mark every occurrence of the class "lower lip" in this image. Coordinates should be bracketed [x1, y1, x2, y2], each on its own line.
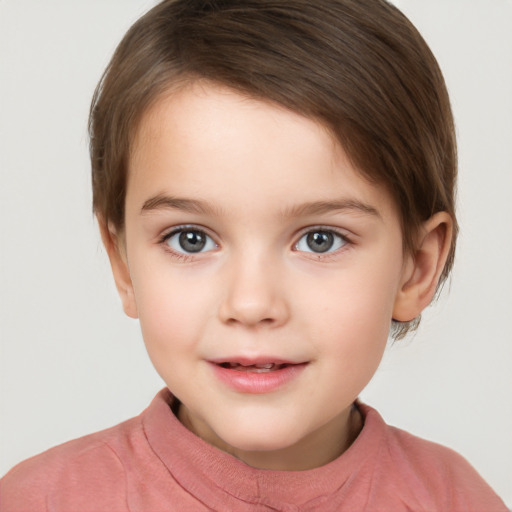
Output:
[209, 362, 308, 394]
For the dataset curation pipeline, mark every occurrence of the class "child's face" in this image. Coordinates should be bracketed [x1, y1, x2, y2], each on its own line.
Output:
[117, 83, 412, 470]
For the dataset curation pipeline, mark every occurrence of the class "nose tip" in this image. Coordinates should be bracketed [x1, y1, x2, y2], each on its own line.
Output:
[218, 262, 289, 328]
[220, 300, 280, 327]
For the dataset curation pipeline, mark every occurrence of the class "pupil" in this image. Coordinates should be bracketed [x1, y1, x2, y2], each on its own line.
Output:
[306, 231, 333, 253]
[179, 231, 206, 253]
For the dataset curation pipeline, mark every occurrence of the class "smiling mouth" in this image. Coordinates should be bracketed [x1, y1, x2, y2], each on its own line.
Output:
[211, 360, 307, 393]
[218, 362, 288, 372]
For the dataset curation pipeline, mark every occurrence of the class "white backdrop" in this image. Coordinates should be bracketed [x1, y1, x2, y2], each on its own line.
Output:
[1, 0, 511, 506]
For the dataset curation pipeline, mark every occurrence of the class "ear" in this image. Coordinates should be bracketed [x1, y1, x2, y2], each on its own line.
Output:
[393, 212, 453, 322]
[97, 217, 138, 319]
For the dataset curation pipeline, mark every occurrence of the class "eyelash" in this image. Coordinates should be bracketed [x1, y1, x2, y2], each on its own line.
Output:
[293, 227, 352, 259]
[158, 225, 352, 261]
[159, 225, 217, 262]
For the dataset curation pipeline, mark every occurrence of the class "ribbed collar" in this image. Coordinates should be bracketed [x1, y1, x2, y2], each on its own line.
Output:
[142, 388, 384, 511]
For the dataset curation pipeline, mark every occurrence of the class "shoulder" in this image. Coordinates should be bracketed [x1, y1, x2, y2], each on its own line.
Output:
[0, 416, 142, 512]
[360, 404, 508, 511]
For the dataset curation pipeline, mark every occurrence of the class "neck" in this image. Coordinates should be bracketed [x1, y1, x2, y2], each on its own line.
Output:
[178, 402, 363, 471]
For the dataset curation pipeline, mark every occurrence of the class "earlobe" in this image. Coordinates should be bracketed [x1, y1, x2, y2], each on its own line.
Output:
[393, 212, 453, 322]
[97, 217, 139, 319]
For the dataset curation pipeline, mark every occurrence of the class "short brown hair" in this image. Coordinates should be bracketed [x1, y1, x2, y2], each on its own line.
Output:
[89, 0, 458, 337]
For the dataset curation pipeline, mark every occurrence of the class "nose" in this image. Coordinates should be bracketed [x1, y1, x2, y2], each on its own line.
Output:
[218, 253, 290, 328]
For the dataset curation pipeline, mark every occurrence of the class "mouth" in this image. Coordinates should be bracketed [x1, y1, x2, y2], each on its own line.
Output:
[217, 362, 291, 373]
[209, 358, 308, 393]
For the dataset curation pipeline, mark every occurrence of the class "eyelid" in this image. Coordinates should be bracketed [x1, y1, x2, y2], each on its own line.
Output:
[294, 225, 352, 241]
[293, 226, 352, 254]
[158, 224, 219, 257]
[159, 224, 217, 242]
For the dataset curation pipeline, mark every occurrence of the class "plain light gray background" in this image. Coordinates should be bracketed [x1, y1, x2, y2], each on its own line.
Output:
[1, 0, 511, 506]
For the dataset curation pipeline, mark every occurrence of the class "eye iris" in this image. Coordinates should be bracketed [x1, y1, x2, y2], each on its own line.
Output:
[179, 231, 206, 253]
[306, 231, 334, 253]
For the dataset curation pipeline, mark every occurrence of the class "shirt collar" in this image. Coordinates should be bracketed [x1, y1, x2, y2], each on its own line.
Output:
[142, 388, 384, 511]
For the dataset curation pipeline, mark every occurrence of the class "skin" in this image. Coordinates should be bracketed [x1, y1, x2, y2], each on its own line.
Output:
[102, 82, 452, 471]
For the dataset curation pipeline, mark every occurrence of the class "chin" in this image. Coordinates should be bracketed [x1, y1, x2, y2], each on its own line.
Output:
[216, 421, 304, 454]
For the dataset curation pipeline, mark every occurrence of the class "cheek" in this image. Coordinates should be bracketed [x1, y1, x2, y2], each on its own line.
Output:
[306, 283, 393, 403]
[301, 257, 401, 360]
[130, 263, 214, 358]
[134, 277, 212, 391]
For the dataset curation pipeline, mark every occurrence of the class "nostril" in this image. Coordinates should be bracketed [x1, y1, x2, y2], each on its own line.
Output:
[218, 282, 290, 327]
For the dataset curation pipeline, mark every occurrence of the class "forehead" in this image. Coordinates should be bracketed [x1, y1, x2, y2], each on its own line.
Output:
[131, 81, 338, 171]
[127, 82, 397, 222]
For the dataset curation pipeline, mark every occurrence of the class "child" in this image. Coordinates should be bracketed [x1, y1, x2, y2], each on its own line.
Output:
[1, 0, 508, 510]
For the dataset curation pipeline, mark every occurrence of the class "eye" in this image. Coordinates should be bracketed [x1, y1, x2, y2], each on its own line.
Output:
[295, 229, 347, 254]
[164, 228, 217, 254]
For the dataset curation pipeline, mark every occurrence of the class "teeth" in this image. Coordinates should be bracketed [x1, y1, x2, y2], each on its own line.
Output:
[254, 363, 275, 369]
[225, 362, 281, 371]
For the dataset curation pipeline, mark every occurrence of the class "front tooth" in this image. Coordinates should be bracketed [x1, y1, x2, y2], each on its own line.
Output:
[254, 363, 274, 369]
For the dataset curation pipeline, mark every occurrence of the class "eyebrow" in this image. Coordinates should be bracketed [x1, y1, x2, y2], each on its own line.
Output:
[281, 199, 381, 219]
[141, 194, 381, 219]
[141, 195, 220, 216]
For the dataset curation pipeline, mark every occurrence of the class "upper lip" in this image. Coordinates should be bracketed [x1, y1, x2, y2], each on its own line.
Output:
[208, 356, 305, 366]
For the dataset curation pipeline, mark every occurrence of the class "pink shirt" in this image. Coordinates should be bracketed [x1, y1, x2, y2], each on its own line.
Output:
[1, 389, 507, 511]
